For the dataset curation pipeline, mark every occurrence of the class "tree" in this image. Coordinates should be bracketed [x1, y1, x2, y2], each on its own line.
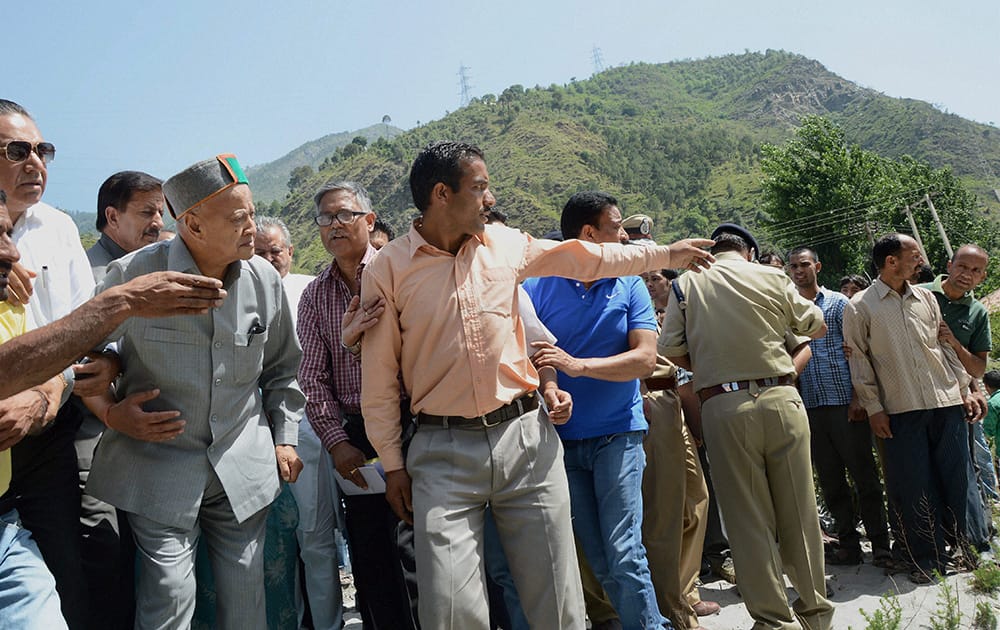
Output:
[760, 116, 994, 287]
[287, 165, 314, 193]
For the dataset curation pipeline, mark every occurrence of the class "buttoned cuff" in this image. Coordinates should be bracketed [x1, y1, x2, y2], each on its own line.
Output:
[313, 418, 350, 454]
[273, 420, 299, 446]
[379, 447, 405, 473]
[862, 402, 884, 417]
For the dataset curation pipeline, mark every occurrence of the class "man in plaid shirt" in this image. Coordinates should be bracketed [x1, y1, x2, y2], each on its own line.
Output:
[787, 245, 891, 567]
[296, 181, 418, 629]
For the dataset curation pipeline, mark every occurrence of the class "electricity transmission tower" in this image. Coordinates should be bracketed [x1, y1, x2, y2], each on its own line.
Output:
[458, 64, 473, 107]
[592, 47, 605, 74]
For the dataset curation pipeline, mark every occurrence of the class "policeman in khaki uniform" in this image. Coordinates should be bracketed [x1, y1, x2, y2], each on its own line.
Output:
[659, 224, 833, 630]
[624, 214, 717, 630]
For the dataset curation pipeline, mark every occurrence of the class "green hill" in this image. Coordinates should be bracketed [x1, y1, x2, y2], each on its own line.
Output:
[246, 122, 404, 204]
[267, 50, 1000, 274]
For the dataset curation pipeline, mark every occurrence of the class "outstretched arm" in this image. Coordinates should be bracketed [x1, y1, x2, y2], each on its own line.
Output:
[0, 271, 225, 399]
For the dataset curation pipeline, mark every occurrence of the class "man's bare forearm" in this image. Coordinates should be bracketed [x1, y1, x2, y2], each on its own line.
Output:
[0, 291, 134, 399]
[0, 271, 225, 400]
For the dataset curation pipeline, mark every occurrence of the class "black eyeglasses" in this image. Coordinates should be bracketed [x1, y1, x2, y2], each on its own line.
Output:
[314, 210, 368, 227]
[0, 141, 56, 165]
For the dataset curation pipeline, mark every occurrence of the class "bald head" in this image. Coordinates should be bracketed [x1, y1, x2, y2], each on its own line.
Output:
[944, 243, 989, 297]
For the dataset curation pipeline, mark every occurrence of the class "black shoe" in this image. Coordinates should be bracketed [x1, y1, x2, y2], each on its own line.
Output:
[826, 546, 863, 566]
[872, 547, 894, 569]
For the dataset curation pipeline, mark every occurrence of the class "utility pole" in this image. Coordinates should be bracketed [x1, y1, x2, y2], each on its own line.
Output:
[922, 193, 953, 259]
[864, 220, 876, 250]
[903, 204, 930, 263]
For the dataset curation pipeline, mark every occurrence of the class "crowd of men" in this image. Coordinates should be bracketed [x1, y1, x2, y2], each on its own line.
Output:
[0, 95, 997, 630]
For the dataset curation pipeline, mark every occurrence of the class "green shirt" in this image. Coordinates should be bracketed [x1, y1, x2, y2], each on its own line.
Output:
[918, 275, 992, 354]
[985, 390, 1000, 441]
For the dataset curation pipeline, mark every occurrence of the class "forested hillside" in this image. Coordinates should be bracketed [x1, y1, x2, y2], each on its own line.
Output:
[246, 122, 403, 204]
[251, 50, 1000, 275]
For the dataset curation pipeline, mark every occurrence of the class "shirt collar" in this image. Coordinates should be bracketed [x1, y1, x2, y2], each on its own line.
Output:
[167, 236, 199, 273]
[406, 220, 487, 259]
[714, 251, 748, 263]
[331, 243, 379, 283]
[814, 286, 830, 305]
[167, 235, 242, 286]
[928, 274, 974, 305]
[13, 202, 43, 230]
[874, 276, 915, 300]
[97, 233, 129, 261]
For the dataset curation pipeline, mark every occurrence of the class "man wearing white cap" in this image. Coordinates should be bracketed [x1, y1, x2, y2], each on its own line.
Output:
[84, 154, 304, 629]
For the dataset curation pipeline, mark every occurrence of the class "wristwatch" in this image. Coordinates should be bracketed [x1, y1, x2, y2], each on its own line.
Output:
[340, 338, 362, 356]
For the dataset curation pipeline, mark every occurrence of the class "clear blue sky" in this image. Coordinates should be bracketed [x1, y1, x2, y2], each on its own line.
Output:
[9, 0, 998, 214]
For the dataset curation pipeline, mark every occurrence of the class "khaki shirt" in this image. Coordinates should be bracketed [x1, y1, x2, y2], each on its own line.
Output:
[659, 251, 824, 392]
[640, 352, 680, 397]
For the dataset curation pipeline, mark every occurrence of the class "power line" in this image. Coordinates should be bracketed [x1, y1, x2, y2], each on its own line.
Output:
[761, 207, 870, 241]
[760, 189, 943, 245]
[761, 185, 935, 232]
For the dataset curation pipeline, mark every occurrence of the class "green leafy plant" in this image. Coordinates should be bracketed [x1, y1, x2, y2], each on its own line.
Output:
[972, 561, 1000, 595]
[854, 591, 902, 630]
[974, 601, 998, 630]
[928, 572, 962, 630]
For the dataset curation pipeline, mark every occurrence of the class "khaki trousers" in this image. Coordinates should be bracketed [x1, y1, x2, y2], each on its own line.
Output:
[641, 388, 709, 629]
[701, 385, 833, 630]
[408, 409, 585, 629]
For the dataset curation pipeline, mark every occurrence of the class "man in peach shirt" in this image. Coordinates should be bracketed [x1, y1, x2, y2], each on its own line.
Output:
[360, 141, 713, 629]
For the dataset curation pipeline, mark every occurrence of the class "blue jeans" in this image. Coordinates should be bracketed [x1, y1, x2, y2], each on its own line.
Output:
[0, 509, 67, 629]
[563, 431, 667, 630]
[885, 406, 987, 570]
[971, 422, 1000, 502]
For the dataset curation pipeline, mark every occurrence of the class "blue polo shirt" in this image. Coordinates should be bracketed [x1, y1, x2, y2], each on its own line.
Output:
[522, 275, 657, 440]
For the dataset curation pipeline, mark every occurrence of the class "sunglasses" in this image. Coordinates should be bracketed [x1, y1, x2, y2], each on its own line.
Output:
[314, 210, 368, 227]
[0, 141, 56, 165]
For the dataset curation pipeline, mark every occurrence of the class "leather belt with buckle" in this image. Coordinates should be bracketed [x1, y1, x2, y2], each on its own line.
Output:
[417, 392, 538, 429]
[697, 375, 795, 404]
[644, 375, 678, 392]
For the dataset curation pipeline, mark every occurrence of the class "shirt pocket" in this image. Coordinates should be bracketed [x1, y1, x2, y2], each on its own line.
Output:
[233, 330, 268, 384]
[138, 328, 201, 388]
[478, 268, 516, 319]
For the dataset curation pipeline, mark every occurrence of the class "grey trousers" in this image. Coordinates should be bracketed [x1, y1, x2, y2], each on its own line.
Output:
[128, 472, 269, 630]
[408, 408, 585, 629]
[287, 419, 342, 630]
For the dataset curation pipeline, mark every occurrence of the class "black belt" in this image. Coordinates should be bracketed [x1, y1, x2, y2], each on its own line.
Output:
[417, 392, 538, 429]
[698, 375, 795, 404]
[644, 375, 678, 392]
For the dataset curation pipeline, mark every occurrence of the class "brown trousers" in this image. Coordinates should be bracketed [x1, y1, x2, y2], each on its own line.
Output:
[641, 388, 709, 629]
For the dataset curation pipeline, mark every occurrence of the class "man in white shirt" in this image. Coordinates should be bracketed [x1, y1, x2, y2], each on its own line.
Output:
[0, 98, 94, 628]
